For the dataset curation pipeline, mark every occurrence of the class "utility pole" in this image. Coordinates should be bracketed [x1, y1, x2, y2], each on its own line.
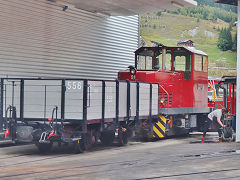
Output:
[236, 0, 240, 142]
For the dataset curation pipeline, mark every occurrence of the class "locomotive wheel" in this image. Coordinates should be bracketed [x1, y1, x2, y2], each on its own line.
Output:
[73, 140, 85, 154]
[118, 131, 128, 146]
[138, 121, 154, 141]
[100, 131, 115, 146]
[36, 142, 53, 153]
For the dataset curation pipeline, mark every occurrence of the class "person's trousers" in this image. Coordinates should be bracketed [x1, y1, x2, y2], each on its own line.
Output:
[203, 117, 222, 137]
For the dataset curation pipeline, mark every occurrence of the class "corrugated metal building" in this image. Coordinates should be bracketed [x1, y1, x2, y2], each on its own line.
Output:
[0, 0, 138, 79]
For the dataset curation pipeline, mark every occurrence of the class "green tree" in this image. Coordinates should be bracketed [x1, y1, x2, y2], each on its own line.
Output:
[217, 28, 233, 51]
[168, 4, 237, 23]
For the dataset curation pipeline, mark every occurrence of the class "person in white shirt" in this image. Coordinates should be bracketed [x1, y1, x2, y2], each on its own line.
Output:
[201, 107, 228, 143]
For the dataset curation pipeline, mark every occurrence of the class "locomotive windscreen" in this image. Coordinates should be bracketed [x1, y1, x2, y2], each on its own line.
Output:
[136, 47, 191, 72]
[136, 48, 172, 70]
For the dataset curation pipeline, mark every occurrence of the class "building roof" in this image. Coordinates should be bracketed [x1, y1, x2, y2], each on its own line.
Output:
[58, 0, 197, 16]
[177, 40, 194, 46]
[177, 40, 194, 43]
[214, 0, 237, 6]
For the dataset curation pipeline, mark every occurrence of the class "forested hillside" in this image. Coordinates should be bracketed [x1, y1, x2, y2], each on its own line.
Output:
[168, 6, 237, 23]
[194, 0, 237, 12]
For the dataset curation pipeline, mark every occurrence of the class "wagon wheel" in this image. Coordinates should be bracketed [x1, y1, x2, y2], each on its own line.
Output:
[84, 132, 97, 150]
[118, 131, 128, 146]
[36, 142, 53, 154]
[100, 131, 115, 146]
[73, 139, 85, 154]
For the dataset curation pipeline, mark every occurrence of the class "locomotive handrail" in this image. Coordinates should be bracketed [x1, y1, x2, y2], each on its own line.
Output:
[50, 106, 58, 129]
[3, 105, 12, 130]
[158, 84, 169, 107]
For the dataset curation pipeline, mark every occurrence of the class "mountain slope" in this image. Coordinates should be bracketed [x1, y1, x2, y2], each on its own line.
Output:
[140, 12, 237, 76]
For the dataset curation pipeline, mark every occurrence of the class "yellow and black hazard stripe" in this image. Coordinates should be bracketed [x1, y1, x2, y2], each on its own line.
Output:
[153, 115, 167, 139]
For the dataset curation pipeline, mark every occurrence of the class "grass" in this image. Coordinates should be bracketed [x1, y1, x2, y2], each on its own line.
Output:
[140, 12, 237, 76]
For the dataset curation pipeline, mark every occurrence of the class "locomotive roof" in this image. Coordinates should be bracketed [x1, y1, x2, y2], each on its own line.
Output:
[220, 76, 236, 84]
[184, 46, 208, 56]
[136, 46, 208, 56]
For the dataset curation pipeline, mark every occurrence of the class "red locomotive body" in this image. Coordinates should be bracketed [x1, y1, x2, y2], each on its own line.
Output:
[219, 76, 236, 132]
[119, 46, 209, 114]
[118, 45, 209, 137]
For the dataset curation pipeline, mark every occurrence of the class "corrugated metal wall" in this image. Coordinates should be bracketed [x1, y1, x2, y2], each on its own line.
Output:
[0, 0, 139, 79]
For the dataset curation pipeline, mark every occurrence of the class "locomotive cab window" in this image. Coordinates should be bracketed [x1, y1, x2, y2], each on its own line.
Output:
[173, 50, 191, 71]
[173, 48, 191, 81]
[155, 49, 172, 70]
[165, 52, 172, 70]
[136, 48, 172, 70]
[137, 55, 153, 70]
[194, 55, 208, 72]
[174, 56, 186, 71]
[137, 49, 154, 70]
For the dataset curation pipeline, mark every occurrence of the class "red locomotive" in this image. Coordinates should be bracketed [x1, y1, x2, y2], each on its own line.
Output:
[218, 76, 236, 134]
[118, 44, 209, 138]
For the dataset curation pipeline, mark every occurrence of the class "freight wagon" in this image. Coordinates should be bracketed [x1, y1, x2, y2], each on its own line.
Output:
[0, 78, 159, 152]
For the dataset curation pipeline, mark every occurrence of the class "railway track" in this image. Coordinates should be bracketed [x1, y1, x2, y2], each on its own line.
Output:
[0, 140, 239, 179]
[1, 154, 239, 180]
